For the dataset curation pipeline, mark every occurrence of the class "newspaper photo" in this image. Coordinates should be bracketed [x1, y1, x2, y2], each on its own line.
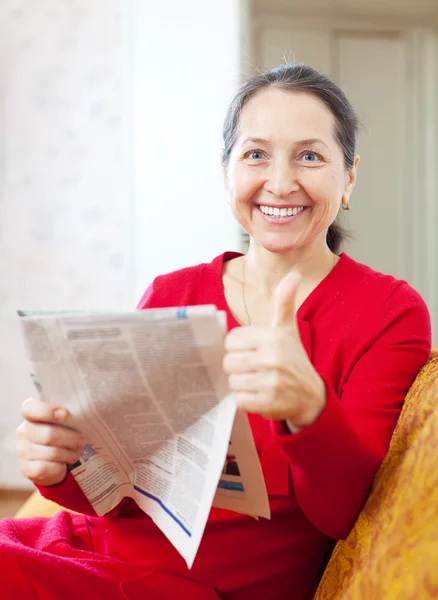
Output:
[18, 306, 270, 567]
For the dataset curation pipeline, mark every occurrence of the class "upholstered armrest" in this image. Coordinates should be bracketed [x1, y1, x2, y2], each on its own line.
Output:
[314, 348, 438, 599]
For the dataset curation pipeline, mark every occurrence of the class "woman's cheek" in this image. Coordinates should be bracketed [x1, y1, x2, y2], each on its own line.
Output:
[302, 173, 340, 211]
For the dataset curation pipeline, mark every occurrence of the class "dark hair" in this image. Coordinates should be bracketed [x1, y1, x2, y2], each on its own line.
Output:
[222, 63, 360, 253]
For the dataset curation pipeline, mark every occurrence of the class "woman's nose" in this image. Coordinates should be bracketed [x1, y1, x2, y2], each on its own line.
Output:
[264, 160, 299, 198]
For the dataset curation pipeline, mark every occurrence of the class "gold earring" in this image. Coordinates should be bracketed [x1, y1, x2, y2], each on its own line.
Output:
[342, 198, 351, 211]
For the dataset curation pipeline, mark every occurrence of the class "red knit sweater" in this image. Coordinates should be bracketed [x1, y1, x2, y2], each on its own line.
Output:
[37, 252, 431, 600]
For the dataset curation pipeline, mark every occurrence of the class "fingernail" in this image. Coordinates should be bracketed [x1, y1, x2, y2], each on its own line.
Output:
[54, 408, 67, 420]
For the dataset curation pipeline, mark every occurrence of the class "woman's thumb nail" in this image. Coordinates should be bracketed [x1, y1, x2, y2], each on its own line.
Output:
[54, 408, 67, 420]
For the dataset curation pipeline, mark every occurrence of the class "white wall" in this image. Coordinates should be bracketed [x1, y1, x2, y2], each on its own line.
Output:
[131, 0, 242, 299]
[0, 0, 244, 488]
[0, 0, 131, 488]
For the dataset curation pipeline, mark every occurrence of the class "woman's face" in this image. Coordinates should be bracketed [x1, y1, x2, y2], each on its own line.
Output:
[225, 88, 358, 254]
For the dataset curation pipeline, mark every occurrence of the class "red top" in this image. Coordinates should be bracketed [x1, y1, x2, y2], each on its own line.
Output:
[38, 252, 431, 600]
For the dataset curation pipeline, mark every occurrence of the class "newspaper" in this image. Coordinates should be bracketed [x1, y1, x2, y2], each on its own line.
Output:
[18, 306, 270, 567]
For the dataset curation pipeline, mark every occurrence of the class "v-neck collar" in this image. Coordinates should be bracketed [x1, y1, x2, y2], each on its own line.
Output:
[212, 251, 349, 329]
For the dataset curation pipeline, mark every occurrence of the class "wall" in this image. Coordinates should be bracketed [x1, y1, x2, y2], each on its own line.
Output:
[131, 0, 242, 298]
[0, 0, 131, 487]
[0, 0, 243, 488]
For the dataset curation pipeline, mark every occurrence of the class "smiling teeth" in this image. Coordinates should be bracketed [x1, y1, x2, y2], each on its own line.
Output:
[259, 205, 305, 217]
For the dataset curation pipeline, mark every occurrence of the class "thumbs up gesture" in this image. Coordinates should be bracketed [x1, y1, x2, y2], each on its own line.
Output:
[223, 271, 326, 429]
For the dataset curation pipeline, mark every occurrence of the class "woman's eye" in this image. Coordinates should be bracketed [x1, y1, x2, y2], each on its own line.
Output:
[246, 150, 265, 160]
[301, 152, 321, 163]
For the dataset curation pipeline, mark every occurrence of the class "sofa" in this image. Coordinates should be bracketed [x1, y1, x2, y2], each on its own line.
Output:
[15, 348, 438, 599]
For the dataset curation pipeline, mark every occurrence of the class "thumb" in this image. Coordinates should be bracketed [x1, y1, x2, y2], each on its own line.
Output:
[272, 270, 302, 328]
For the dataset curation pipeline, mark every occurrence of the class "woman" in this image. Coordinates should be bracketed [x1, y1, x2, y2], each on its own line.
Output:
[2, 63, 431, 600]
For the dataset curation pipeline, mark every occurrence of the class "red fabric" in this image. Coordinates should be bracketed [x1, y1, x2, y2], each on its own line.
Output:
[0, 252, 431, 600]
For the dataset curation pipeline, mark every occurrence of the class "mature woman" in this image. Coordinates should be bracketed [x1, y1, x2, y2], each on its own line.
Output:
[1, 63, 431, 600]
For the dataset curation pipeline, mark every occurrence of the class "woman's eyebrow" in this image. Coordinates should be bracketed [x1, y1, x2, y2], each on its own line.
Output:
[241, 137, 270, 145]
[295, 138, 329, 150]
[241, 136, 330, 150]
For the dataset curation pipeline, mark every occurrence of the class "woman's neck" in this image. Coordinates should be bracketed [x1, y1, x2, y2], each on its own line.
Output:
[244, 238, 337, 295]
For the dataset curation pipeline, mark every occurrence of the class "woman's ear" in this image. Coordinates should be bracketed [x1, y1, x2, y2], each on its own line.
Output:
[344, 154, 360, 204]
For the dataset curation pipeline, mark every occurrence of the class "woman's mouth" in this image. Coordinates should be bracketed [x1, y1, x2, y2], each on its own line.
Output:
[256, 204, 307, 221]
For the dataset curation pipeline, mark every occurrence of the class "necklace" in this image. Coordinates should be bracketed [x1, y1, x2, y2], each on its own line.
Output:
[242, 258, 252, 325]
[241, 253, 338, 326]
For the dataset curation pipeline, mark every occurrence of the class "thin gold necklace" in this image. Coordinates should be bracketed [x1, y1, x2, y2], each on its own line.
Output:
[241, 253, 338, 326]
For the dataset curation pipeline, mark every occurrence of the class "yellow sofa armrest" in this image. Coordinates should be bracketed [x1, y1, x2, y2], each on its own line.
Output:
[315, 348, 438, 599]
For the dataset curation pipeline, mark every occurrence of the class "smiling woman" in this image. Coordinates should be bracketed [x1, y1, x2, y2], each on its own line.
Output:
[223, 64, 359, 257]
[0, 63, 432, 600]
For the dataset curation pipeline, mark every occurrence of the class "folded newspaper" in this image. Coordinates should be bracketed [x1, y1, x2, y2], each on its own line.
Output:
[18, 305, 270, 567]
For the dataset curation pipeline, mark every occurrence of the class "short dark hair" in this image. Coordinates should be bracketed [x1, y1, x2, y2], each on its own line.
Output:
[222, 63, 360, 253]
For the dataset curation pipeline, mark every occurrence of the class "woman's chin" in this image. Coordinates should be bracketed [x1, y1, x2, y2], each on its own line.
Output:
[253, 233, 304, 254]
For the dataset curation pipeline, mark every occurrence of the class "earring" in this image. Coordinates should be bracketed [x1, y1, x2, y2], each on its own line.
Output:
[342, 197, 351, 211]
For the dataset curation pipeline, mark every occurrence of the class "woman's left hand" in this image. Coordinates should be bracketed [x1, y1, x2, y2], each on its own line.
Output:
[223, 271, 326, 431]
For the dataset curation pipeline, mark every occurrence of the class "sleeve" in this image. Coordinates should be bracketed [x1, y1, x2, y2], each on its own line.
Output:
[35, 472, 97, 515]
[136, 282, 155, 310]
[35, 280, 160, 514]
[271, 282, 432, 540]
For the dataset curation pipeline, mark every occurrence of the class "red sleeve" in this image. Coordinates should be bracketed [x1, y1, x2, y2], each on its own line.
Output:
[271, 282, 431, 540]
[35, 471, 136, 516]
[136, 282, 155, 310]
[35, 472, 97, 515]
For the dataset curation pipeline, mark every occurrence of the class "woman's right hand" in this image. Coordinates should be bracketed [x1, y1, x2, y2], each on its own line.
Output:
[16, 397, 84, 487]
